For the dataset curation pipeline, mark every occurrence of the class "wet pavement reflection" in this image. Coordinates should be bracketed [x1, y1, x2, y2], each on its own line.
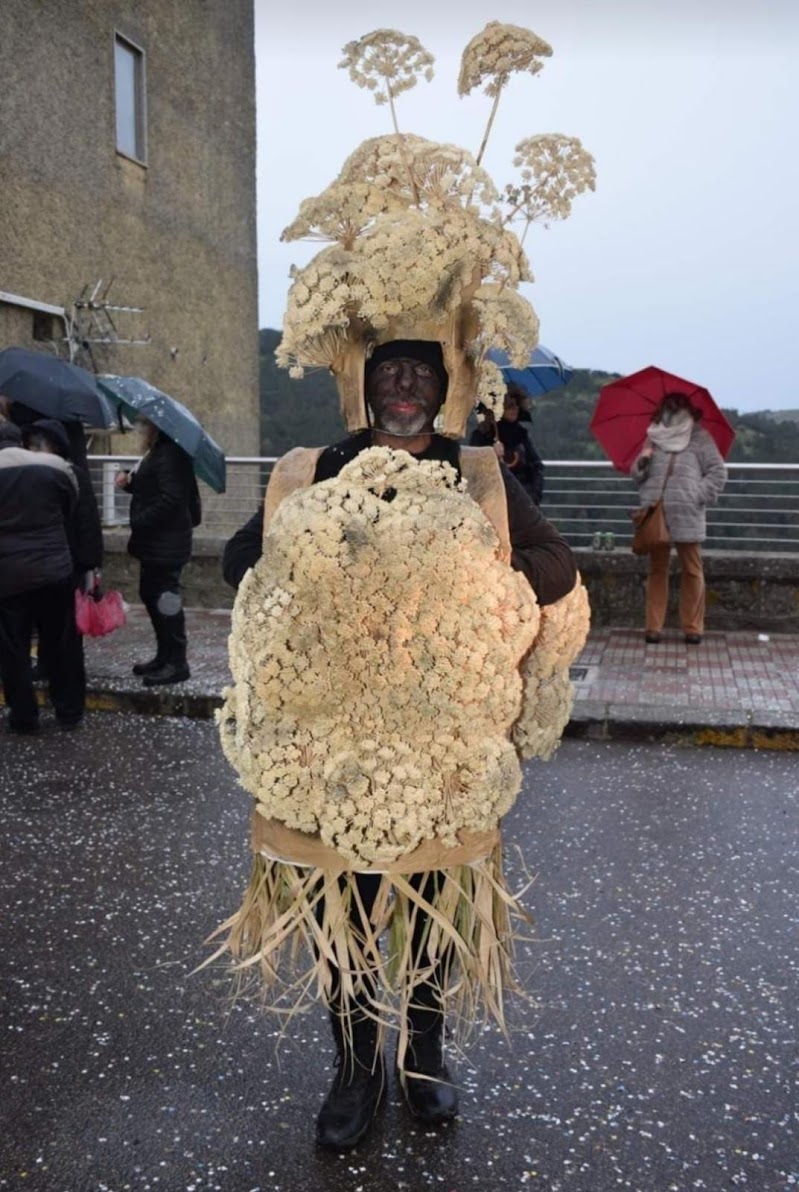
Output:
[1, 717, 797, 1190]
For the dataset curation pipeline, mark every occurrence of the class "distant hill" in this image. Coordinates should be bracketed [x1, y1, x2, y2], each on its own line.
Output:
[259, 328, 343, 457]
[760, 409, 799, 425]
[259, 329, 799, 463]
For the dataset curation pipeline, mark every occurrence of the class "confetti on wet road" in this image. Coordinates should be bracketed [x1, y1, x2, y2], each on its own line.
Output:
[1, 720, 797, 1190]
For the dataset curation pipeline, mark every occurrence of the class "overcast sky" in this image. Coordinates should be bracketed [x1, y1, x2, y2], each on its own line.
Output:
[253, 0, 798, 414]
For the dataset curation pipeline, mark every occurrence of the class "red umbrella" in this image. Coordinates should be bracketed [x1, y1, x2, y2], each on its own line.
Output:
[590, 365, 736, 473]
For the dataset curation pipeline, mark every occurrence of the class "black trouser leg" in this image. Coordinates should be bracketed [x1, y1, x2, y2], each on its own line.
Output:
[156, 607, 187, 667]
[0, 592, 39, 729]
[37, 581, 85, 724]
[402, 871, 459, 1123]
[315, 872, 385, 1150]
[139, 565, 188, 669]
[0, 582, 84, 728]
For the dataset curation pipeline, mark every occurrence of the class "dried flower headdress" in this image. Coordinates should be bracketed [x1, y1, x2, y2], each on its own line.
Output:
[276, 23, 595, 434]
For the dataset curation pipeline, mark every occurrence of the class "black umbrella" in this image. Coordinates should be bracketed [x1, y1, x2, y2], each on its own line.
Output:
[0, 347, 117, 428]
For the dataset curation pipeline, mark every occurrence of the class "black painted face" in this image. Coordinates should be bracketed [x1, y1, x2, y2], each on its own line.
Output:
[366, 357, 444, 437]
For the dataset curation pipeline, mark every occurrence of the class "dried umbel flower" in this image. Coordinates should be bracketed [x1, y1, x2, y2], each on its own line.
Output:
[474, 359, 506, 417]
[277, 209, 534, 373]
[273, 24, 594, 413]
[470, 285, 540, 369]
[458, 21, 553, 98]
[276, 247, 364, 373]
[513, 579, 590, 760]
[339, 29, 434, 104]
[280, 182, 407, 247]
[219, 448, 541, 865]
[338, 135, 499, 216]
[505, 135, 597, 227]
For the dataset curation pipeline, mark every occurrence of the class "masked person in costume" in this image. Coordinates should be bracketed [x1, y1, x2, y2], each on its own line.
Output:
[223, 339, 576, 1148]
[212, 22, 595, 1154]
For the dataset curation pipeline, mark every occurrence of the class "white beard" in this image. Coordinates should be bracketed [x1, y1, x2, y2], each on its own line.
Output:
[372, 407, 429, 437]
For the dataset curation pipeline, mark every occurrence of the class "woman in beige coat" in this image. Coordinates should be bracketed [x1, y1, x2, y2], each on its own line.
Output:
[632, 393, 727, 645]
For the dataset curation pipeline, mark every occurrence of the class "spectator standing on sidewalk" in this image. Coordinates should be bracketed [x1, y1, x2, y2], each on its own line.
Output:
[632, 392, 726, 645]
[22, 419, 104, 679]
[0, 420, 85, 732]
[115, 418, 201, 686]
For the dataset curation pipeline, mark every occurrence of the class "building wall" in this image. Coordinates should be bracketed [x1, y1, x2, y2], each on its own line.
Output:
[0, 0, 258, 454]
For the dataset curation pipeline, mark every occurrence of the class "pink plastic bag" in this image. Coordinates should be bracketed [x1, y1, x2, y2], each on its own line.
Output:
[75, 588, 127, 638]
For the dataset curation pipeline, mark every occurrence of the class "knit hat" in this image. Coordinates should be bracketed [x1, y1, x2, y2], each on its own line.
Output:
[364, 339, 449, 398]
[0, 420, 23, 448]
[23, 418, 71, 458]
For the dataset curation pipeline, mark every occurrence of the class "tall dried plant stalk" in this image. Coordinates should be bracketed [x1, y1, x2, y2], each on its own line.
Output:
[475, 84, 504, 167]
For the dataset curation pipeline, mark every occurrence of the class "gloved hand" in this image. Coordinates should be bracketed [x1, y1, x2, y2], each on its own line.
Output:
[81, 570, 101, 595]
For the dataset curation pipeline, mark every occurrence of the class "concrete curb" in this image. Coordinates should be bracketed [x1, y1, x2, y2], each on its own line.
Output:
[87, 686, 799, 751]
[85, 686, 223, 721]
[6, 685, 798, 751]
[565, 706, 799, 750]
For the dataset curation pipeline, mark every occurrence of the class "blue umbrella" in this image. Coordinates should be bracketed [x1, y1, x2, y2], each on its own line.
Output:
[97, 375, 226, 493]
[487, 345, 574, 397]
[0, 346, 117, 427]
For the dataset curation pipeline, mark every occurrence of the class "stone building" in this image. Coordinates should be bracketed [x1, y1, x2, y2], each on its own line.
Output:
[0, 0, 258, 454]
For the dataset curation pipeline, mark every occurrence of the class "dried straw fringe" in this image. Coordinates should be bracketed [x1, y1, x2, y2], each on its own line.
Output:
[204, 842, 534, 1068]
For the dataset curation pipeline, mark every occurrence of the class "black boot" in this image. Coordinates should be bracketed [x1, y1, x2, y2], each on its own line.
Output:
[132, 656, 163, 676]
[142, 610, 190, 686]
[316, 1012, 385, 1151]
[400, 994, 459, 1124]
[134, 601, 167, 675]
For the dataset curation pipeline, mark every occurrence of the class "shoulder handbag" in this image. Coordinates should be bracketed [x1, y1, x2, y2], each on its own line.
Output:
[629, 454, 676, 556]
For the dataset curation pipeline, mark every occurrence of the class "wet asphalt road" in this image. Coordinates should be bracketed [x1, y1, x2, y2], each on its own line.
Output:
[1, 715, 797, 1192]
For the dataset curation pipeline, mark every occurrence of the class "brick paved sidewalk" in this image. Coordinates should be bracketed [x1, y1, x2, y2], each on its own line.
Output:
[571, 626, 799, 746]
[11, 606, 799, 746]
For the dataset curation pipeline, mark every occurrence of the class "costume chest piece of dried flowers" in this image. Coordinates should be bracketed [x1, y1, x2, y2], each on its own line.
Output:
[219, 449, 590, 866]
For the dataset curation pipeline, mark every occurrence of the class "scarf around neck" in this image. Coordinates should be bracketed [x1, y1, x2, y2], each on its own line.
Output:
[647, 412, 693, 453]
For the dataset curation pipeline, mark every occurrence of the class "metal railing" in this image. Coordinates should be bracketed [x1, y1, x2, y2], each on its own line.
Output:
[87, 456, 799, 552]
[539, 461, 799, 552]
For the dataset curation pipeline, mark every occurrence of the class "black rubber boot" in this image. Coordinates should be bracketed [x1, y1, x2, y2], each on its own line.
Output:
[400, 993, 459, 1124]
[142, 660, 191, 686]
[134, 602, 167, 675]
[132, 656, 163, 676]
[142, 610, 190, 686]
[316, 1012, 385, 1151]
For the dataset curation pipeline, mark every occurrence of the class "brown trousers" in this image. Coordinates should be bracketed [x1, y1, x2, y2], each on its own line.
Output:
[646, 542, 705, 636]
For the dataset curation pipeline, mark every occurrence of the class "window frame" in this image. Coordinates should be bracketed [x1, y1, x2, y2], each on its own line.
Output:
[113, 31, 147, 166]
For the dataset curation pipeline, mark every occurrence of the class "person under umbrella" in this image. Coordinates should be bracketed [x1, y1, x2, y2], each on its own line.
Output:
[632, 392, 727, 645]
[21, 419, 104, 682]
[469, 383, 545, 505]
[0, 420, 85, 732]
[97, 375, 226, 494]
[0, 347, 117, 428]
[115, 418, 201, 686]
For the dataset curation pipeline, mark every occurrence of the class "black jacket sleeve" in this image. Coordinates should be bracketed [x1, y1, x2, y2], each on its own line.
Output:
[69, 464, 104, 571]
[223, 505, 264, 589]
[501, 465, 576, 606]
[524, 440, 545, 505]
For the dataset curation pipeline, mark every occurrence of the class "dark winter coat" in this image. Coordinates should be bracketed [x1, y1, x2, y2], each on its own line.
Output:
[469, 419, 545, 504]
[223, 432, 575, 605]
[0, 446, 78, 597]
[126, 436, 200, 568]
